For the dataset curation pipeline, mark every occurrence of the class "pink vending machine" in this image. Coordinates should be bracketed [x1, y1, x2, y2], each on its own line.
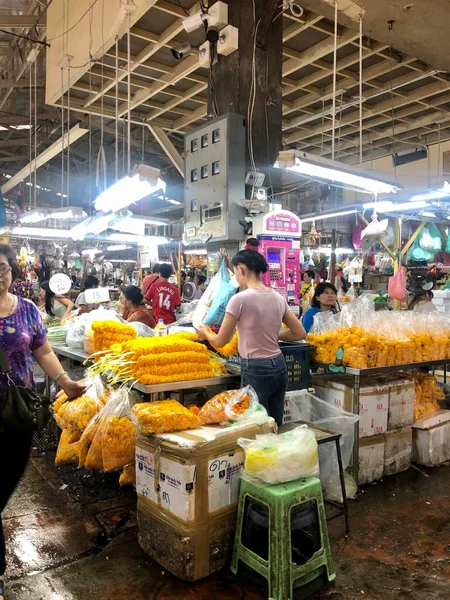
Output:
[253, 210, 302, 316]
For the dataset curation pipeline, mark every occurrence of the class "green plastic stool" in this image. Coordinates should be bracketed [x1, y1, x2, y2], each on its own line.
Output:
[231, 477, 335, 600]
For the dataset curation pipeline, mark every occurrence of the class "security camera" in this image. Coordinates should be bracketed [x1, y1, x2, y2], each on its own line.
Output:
[182, 12, 205, 33]
[171, 42, 192, 60]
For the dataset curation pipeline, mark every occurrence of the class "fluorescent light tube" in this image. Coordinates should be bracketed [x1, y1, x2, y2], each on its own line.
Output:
[70, 212, 127, 241]
[276, 150, 402, 195]
[106, 244, 132, 252]
[11, 226, 71, 239]
[19, 209, 47, 224]
[300, 209, 359, 223]
[410, 182, 450, 202]
[94, 164, 166, 212]
[363, 200, 428, 212]
[47, 207, 87, 220]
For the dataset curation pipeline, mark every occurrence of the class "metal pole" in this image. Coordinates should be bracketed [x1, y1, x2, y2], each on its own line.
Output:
[329, 229, 337, 283]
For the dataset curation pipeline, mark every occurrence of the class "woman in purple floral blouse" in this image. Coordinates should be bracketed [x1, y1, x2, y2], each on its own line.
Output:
[0, 245, 85, 600]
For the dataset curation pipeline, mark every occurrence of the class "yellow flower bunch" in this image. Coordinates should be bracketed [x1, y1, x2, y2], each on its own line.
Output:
[307, 325, 450, 369]
[102, 415, 136, 473]
[132, 400, 201, 435]
[210, 330, 239, 357]
[91, 320, 137, 354]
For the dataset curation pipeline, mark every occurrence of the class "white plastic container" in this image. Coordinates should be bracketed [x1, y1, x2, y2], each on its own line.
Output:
[359, 435, 385, 485]
[413, 410, 450, 466]
[384, 427, 412, 476]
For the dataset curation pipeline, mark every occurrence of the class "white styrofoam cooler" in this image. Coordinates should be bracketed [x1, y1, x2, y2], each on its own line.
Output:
[413, 410, 450, 466]
[384, 427, 412, 476]
[359, 435, 385, 485]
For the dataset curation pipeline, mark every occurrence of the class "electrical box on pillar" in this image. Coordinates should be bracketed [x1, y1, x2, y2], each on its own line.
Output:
[252, 209, 302, 316]
[184, 113, 246, 244]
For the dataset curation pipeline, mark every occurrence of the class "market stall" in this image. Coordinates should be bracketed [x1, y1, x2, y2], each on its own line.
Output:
[307, 296, 450, 484]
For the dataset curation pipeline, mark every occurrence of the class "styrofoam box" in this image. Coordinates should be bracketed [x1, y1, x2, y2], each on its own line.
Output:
[314, 378, 388, 438]
[384, 427, 412, 476]
[433, 290, 450, 298]
[386, 378, 415, 430]
[432, 297, 445, 306]
[359, 435, 385, 485]
[413, 410, 450, 466]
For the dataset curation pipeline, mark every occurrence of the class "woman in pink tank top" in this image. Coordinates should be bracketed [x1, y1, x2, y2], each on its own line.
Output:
[198, 250, 306, 424]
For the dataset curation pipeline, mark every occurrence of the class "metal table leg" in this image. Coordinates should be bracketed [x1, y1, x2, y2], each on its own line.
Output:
[352, 373, 360, 485]
[335, 436, 350, 535]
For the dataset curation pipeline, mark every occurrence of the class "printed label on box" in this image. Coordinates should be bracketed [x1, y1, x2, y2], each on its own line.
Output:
[136, 447, 196, 521]
[208, 451, 244, 513]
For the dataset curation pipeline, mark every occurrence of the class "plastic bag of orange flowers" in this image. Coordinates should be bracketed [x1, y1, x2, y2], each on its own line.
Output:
[53, 374, 108, 433]
[83, 388, 138, 472]
[196, 385, 268, 426]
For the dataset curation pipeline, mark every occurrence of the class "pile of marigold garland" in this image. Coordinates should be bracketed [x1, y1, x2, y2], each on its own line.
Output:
[88, 331, 227, 385]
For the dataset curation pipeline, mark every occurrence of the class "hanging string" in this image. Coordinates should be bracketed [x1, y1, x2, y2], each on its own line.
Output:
[67, 61, 71, 206]
[127, 11, 131, 173]
[142, 121, 145, 163]
[331, 0, 338, 161]
[115, 36, 119, 181]
[60, 67, 65, 208]
[359, 14, 363, 166]
[29, 61, 32, 209]
[96, 0, 106, 194]
[33, 57, 37, 207]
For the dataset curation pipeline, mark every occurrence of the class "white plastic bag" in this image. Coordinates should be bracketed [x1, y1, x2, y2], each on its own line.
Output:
[66, 314, 89, 348]
[285, 390, 359, 499]
[238, 424, 319, 484]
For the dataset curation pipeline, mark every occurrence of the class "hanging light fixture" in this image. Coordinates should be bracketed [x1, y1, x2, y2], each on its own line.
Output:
[94, 164, 166, 213]
[409, 181, 450, 202]
[19, 206, 87, 224]
[276, 150, 403, 195]
[70, 211, 129, 241]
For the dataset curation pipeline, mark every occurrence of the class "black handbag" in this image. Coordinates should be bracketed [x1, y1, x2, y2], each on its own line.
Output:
[0, 346, 52, 432]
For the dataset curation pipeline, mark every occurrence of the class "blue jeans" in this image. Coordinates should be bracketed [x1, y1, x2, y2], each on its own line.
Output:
[240, 353, 288, 426]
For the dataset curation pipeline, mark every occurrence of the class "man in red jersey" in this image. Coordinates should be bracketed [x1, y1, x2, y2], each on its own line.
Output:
[145, 263, 181, 324]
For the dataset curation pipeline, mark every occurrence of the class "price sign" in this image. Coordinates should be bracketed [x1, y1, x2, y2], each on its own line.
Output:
[49, 273, 71, 295]
[85, 287, 111, 304]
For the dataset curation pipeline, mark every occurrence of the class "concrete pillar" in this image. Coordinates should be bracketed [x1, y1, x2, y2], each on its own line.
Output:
[208, 0, 283, 174]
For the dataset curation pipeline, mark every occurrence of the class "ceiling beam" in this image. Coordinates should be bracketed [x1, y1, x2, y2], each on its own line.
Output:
[284, 80, 450, 144]
[283, 14, 323, 43]
[146, 82, 207, 122]
[83, 2, 201, 109]
[282, 29, 360, 78]
[0, 15, 46, 28]
[117, 54, 203, 118]
[1, 124, 88, 194]
[147, 124, 183, 177]
[0, 78, 45, 90]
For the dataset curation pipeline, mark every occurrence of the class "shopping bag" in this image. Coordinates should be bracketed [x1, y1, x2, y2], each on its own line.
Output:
[388, 266, 407, 301]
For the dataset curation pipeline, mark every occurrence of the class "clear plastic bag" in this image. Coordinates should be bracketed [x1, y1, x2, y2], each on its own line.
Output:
[132, 399, 201, 435]
[197, 385, 266, 424]
[286, 390, 359, 499]
[55, 428, 81, 466]
[84, 388, 138, 472]
[66, 314, 89, 348]
[54, 374, 107, 432]
[238, 424, 319, 485]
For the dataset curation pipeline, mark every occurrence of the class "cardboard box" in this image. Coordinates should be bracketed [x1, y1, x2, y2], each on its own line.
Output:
[359, 435, 385, 485]
[314, 377, 388, 438]
[136, 420, 275, 525]
[135, 420, 274, 581]
[384, 427, 412, 476]
[138, 497, 236, 581]
[413, 410, 450, 466]
[386, 377, 415, 430]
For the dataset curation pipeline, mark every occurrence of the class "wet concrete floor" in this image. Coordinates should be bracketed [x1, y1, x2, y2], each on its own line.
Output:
[2, 449, 450, 600]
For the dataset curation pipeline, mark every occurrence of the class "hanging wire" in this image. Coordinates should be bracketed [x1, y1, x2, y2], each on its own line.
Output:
[127, 11, 132, 173]
[34, 57, 37, 207]
[321, 99, 325, 156]
[67, 61, 71, 206]
[359, 13, 363, 165]
[331, 0, 338, 161]
[29, 61, 32, 209]
[96, 0, 107, 193]
[142, 120, 145, 163]
[115, 36, 119, 181]
[60, 67, 65, 208]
